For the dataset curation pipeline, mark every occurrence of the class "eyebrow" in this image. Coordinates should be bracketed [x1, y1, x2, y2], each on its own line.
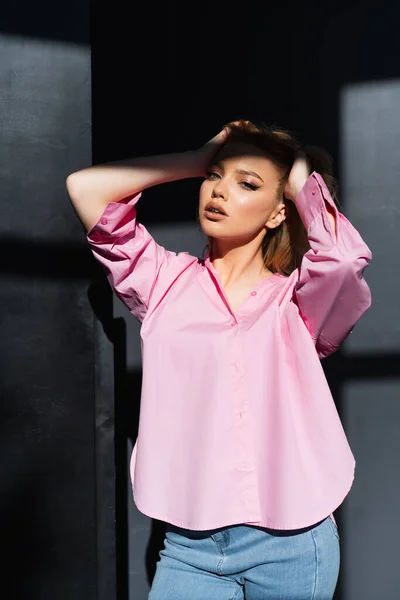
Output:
[212, 161, 264, 183]
[236, 168, 264, 182]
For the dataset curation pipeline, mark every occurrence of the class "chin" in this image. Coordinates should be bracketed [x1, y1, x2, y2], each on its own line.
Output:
[199, 220, 223, 236]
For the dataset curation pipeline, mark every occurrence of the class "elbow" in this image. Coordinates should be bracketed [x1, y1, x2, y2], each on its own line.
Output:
[351, 237, 373, 272]
[343, 255, 372, 316]
[66, 171, 86, 206]
[341, 245, 372, 284]
[66, 171, 77, 194]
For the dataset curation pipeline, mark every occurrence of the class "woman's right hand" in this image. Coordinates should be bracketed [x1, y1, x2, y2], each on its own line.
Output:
[192, 120, 252, 177]
[192, 127, 231, 176]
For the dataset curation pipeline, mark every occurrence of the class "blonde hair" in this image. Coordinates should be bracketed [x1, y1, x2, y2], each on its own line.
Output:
[204, 120, 339, 276]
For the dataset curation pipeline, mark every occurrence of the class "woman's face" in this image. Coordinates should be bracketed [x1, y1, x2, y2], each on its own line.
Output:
[198, 142, 287, 246]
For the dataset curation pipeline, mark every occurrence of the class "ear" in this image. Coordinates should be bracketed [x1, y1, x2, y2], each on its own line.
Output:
[265, 201, 288, 229]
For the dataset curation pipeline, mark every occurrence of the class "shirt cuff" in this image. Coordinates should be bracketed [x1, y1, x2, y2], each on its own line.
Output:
[294, 171, 339, 233]
[86, 191, 142, 242]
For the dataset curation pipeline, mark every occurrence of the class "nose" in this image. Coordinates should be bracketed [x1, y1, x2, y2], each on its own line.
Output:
[211, 177, 227, 199]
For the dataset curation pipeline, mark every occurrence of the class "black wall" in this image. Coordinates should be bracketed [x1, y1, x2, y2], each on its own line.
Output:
[0, 1, 100, 599]
[1, 0, 399, 599]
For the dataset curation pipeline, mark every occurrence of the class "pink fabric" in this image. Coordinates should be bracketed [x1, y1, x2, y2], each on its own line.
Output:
[87, 171, 372, 530]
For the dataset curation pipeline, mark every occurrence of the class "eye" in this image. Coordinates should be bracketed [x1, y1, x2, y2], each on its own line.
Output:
[240, 181, 259, 191]
[205, 170, 220, 180]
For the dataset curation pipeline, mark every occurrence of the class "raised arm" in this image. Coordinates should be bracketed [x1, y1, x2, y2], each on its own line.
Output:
[285, 163, 372, 358]
[66, 151, 201, 233]
[66, 128, 229, 232]
[65, 128, 230, 321]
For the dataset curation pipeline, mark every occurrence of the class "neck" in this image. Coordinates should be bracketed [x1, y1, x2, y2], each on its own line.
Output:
[210, 234, 271, 287]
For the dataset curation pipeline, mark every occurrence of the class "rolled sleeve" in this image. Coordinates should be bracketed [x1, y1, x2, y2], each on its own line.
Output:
[291, 172, 372, 358]
[87, 192, 175, 322]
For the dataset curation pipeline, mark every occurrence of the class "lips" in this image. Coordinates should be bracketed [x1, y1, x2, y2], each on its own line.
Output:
[204, 211, 227, 221]
[204, 201, 228, 216]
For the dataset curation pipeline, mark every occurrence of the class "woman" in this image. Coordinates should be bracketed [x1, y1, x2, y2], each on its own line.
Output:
[67, 120, 372, 599]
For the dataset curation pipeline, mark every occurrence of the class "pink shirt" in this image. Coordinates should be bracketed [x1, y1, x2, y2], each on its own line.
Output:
[87, 171, 372, 531]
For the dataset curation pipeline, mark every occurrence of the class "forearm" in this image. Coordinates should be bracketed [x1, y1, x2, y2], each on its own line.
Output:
[67, 150, 201, 206]
[66, 150, 202, 232]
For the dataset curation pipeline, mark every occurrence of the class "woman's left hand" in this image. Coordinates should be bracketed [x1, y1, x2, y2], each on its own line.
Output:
[283, 151, 312, 202]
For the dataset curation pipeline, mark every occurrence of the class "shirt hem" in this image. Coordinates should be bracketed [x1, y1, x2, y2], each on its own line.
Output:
[132, 488, 344, 532]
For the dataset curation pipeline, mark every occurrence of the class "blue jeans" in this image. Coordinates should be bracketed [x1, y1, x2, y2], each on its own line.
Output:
[148, 516, 340, 599]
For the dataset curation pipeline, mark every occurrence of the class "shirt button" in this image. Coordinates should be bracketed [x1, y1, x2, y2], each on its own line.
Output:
[311, 187, 317, 195]
[251, 291, 257, 296]
[100, 218, 108, 225]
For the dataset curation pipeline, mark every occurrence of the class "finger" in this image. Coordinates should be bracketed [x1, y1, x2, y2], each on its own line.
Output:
[206, 127, 229, 146]
[227, 119, 250, 127]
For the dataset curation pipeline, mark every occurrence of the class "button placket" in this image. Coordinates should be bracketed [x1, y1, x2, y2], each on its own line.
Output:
[230, 334, 248, 460]
[228, 323, 260, 518]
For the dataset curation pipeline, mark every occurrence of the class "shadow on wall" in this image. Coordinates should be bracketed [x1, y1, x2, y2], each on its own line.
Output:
[87, 276, 168, 593]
